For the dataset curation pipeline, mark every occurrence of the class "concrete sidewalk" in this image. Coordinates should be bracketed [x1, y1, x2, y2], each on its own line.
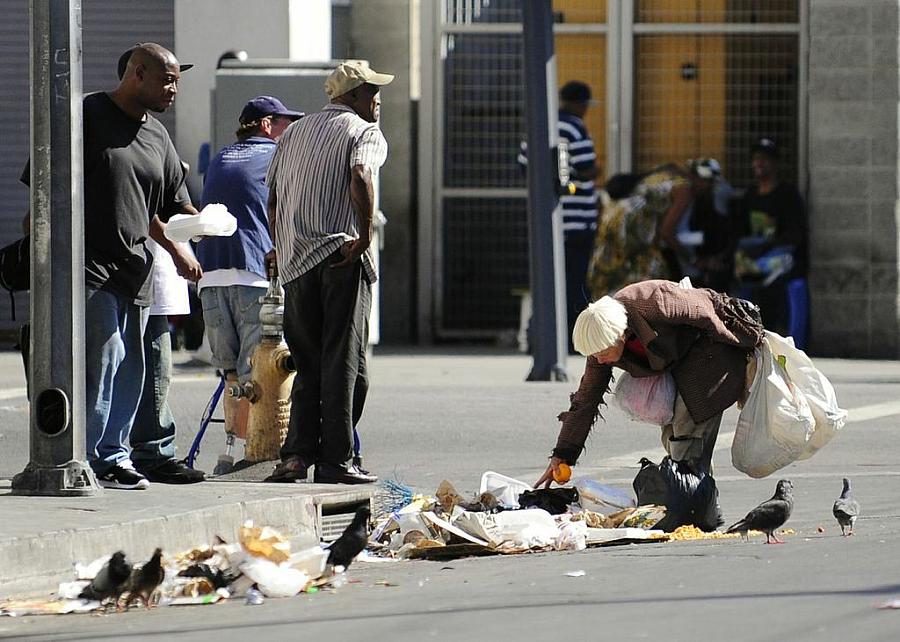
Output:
[0, 476, 373, 597]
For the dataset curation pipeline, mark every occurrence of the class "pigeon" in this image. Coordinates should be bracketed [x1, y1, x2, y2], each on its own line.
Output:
[123, 548, 165, 609]
[832, 477, 860, 536]
[78, 551, 132, 603]
[726, 479, 794, 544]
[327, 505, 371, 571]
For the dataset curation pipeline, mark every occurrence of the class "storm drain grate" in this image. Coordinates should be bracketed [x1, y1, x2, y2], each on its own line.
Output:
[317, 499, 371, 543]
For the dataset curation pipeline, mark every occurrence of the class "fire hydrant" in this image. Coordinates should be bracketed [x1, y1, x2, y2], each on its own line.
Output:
[225, 272, 296, 463]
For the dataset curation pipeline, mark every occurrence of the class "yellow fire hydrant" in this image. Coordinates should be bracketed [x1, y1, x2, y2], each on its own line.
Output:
[223, 273, 296, 464]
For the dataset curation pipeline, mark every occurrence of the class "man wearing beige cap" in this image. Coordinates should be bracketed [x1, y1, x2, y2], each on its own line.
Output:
[265, 60, 393, 485]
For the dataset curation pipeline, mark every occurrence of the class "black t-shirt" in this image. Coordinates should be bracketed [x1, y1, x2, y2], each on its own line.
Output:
[22, 92, 189, 305]
[740, 182, 808, 277]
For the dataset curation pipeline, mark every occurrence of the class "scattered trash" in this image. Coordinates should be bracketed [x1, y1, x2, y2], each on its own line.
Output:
[245, 586, 265, 605]
[878, 598, 900, 610]
[374, 580, 398, 587]
[564, 570, 586, 577]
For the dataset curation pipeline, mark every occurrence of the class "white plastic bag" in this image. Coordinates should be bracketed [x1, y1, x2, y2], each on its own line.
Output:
[762, 331, 847, 459]
[731, 335, 816, 478]
[613, 371, 676, 425]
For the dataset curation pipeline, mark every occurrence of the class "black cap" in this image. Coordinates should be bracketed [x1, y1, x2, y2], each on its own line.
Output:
[559, 80, 592, 104]
[117, 45, 194, 81]
[752, 137, 779, 158]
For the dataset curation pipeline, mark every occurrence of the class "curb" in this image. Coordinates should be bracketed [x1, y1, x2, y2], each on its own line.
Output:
[0, 483, 374, 598]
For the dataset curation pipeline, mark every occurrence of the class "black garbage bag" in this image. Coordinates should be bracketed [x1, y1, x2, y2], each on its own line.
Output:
[633, 457, 722, 532]
[518, 487, 579, 515]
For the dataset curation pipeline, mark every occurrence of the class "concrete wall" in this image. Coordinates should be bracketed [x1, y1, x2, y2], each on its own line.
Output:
[807, 0, 900, 357]
[350, 0, 416, 343]
[173, 0, 330, 197]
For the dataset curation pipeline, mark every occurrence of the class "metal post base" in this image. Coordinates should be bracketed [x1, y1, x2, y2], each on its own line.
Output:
[11, 462, 101, 497]
[526, 364, 569, 382]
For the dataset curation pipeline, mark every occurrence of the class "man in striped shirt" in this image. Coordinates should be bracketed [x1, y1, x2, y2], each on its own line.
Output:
[518, 81, 600, 351]
[264, 61, 393, 485]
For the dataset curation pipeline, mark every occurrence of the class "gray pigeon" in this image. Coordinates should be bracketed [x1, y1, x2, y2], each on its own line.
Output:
[832, 477, 860, 536]
[78, 551, 132, 603]
[726, 479, 794, 544]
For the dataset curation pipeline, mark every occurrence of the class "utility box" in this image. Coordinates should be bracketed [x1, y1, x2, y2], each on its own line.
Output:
[210, 59, 383, 345]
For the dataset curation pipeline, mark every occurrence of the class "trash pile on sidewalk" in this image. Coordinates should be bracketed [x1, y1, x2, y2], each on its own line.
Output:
[0, 520, 355, 617]
[365, 471, 670, 561]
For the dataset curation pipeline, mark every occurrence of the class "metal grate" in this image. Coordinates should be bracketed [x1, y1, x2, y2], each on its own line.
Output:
[443, 33, 525, 189]
[443, 0, 521, 25]
[318, 500, 371, 543]
[634, 34, 798, 189]
[636, 0, 799, 24]
[441, 198, 529, 331]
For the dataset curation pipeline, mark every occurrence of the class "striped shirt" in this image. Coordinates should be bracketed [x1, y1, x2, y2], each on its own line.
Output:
[266, 103, 388, 284]
[517, 109, 598, 233]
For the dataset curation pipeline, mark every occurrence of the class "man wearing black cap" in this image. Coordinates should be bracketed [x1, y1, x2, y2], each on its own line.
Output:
[114, 46, 207, 485]
[25, 43, 200, 489]
[737, 137, 808, 337]
[196, 96, 304, 464]
[518, 80, 600, 350]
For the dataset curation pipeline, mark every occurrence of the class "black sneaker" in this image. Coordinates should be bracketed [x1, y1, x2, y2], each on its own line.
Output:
[98, 465, 150, 490]
[136, 459, 205, 484]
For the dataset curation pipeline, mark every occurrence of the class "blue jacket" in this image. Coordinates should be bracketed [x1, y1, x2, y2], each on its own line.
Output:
[197, 136, 275, 277]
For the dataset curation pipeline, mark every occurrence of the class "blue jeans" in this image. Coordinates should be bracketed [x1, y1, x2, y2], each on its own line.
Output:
[84, 288, 149, 475]
[200, 285, 265, 382]
[130, 314, 177, 466]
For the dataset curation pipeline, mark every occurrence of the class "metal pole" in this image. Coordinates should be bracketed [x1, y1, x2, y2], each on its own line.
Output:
[12, 0, 99, 496]
[523, 0, 567, 382]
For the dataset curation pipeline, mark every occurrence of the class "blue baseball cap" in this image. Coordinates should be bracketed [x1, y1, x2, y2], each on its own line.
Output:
[239, 96, 304, 124]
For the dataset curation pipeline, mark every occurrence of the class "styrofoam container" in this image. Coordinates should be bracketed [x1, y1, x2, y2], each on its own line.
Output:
[287, 545, 329, 579]
[479, 470, 533, 508]
[164, 203, 237, 242]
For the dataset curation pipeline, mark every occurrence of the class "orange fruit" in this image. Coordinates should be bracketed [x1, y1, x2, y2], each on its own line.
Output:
[553, 463, 572, 484]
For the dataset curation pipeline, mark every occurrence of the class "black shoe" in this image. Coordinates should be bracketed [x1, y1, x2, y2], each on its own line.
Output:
[314, 462, 378, 485]
[136, 459, 205, 484]
[263, 455, 308, 483]
[98, 464, 150, 490]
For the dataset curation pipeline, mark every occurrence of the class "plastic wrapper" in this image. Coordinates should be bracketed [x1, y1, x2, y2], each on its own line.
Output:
[494, 509, 559, 549]
[621, 505, 667, 529]
[574, 477, 636, 514]
[238, 556, 310, 598]
[239, 521, 291, 564]
[555, 520, 587, 551]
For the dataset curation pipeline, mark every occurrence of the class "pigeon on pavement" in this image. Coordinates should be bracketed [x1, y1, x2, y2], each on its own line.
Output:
[832, 477, 860, 536]
[327, 505, 371, 571]
[78, 551, 132, 603]
[123, 548, 165, 609]
[726, 479, 794, 544]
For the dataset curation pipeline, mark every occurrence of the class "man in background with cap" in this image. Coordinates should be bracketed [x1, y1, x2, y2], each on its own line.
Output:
[265, 61, 393, 485]
[518, 80, 600, 351]
[196, 96, 303, 471]
[736, 137, 808, 338]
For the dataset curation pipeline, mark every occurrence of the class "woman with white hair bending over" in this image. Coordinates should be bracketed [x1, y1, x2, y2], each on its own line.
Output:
[535, 279, 764, 488]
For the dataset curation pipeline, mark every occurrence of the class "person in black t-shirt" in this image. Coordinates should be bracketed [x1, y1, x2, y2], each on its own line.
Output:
[736, 137, 808, 336]
[81, 43, 201, 489]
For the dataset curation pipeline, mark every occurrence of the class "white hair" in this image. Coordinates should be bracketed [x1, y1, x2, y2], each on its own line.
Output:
[572, 296, 628, 357]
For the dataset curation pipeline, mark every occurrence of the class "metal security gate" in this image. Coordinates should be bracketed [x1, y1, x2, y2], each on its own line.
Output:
[419, 0, 805, 341]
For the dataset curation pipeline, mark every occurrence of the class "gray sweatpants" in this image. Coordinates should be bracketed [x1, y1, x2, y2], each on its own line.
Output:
[659, 394, 722, 475]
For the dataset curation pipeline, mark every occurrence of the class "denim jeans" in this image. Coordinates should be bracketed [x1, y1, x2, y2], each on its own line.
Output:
[200, 285, 265, 382]
[84, 288, 149, 475]
[130, 314, 177, 466]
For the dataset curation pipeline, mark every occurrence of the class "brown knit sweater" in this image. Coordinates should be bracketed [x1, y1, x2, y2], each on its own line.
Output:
[553, 279, 764, 464]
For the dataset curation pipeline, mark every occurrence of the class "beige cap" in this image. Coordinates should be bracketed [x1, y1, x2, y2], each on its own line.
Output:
[325, 60, 394, 99]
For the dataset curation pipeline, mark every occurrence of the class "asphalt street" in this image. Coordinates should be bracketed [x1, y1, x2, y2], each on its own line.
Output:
[1, 348, 900, 641]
